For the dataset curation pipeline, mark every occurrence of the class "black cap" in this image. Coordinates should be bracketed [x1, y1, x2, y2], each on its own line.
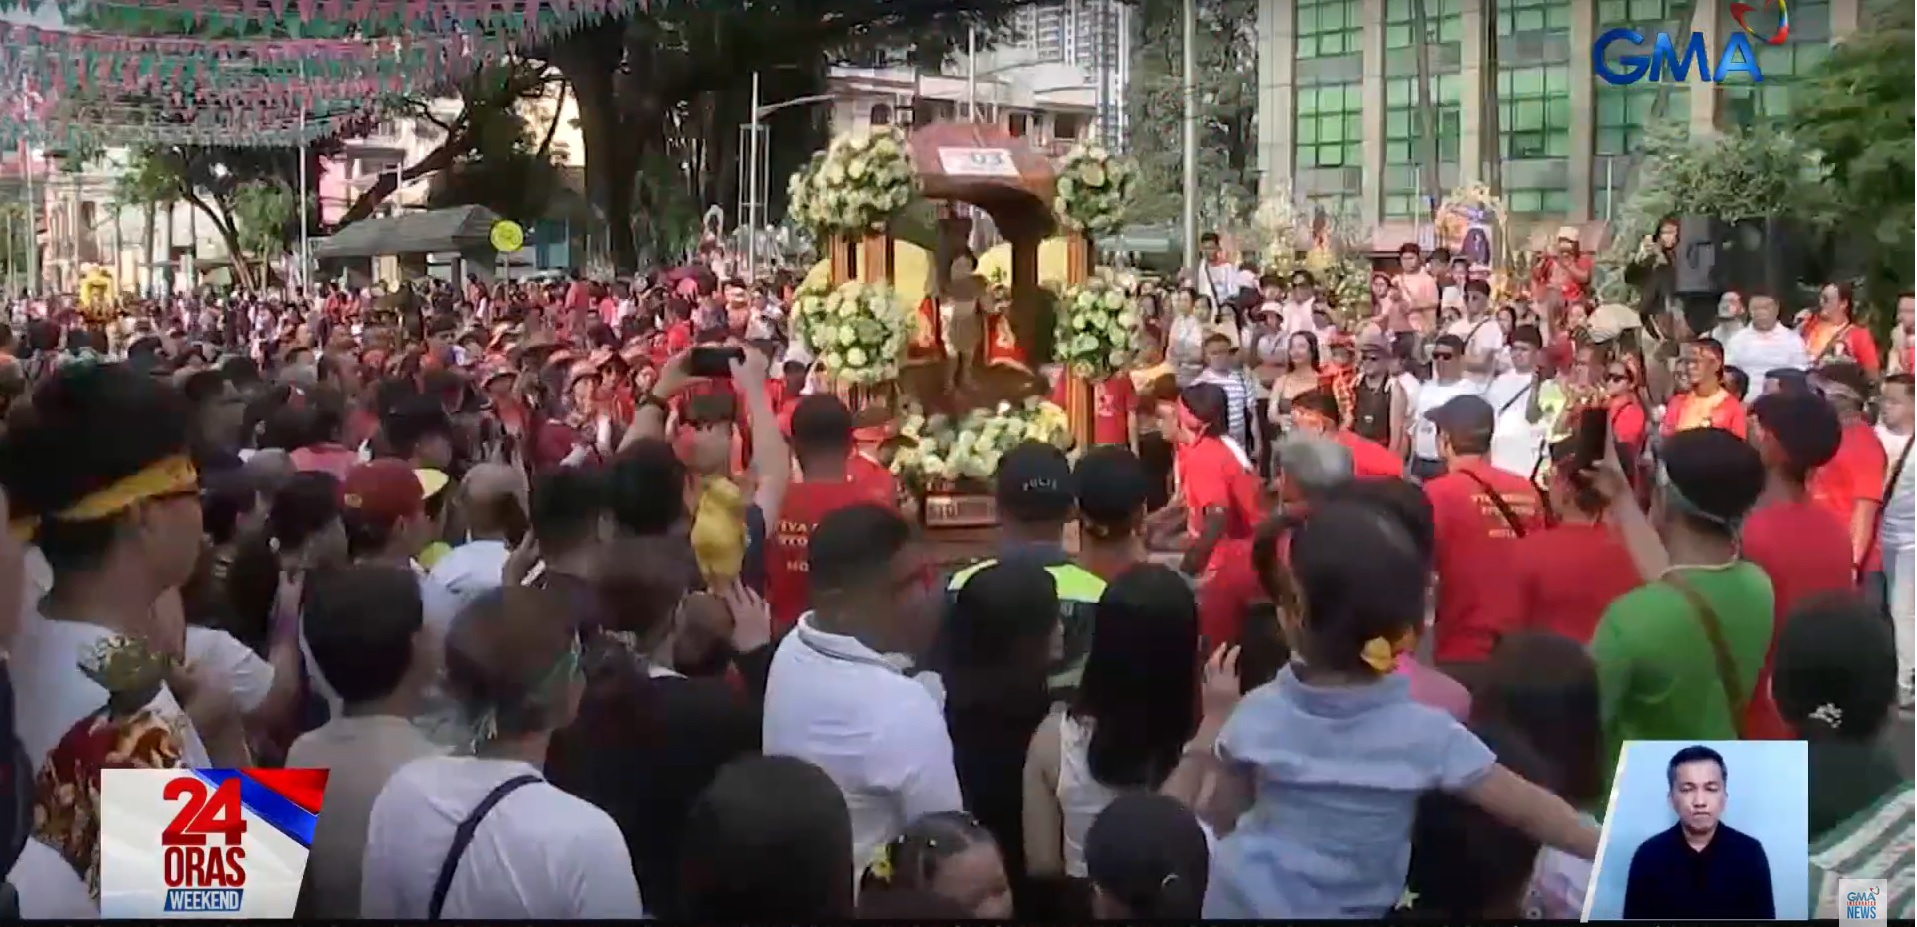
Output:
[1764, 366, 1812, 394]
[995, 441, 1076, 524]
[1424, 394, 1495, 439]
[1074, 445, 1149, 529]
[1084, 793, 1211, 917]
[1750, 391, 1842, 472]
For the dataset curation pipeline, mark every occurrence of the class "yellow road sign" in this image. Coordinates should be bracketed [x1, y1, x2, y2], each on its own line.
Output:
[489, 220, 525, 253]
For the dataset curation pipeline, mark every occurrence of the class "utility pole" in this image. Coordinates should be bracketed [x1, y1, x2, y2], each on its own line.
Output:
[745, 71, 762, 276]
[1180, 0, 1199, 272]
[1481, 2, 1504, 204]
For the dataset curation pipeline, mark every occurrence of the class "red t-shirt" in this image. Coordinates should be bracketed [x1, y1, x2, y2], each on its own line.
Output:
[1608, 398, 1648, 463]
[1810, 421, 1888, 575]
[1660, 388, 1748, 440]
[1507, 522, 1639, 645]
[1337, 431, 1404, 479]
[765, 478, 897, 631]
[663, 321, 694, 357]
[1051, 374, 1138, 446]
[1177, 437, 1261, 574]
[1197, 537, 1262, 650]
[1740, 499, 1856, 739]
[1425, 461, 1546, 663]
[848, 450, 898, 503]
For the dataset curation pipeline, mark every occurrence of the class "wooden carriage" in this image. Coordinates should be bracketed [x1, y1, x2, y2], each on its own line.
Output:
[822, 122, 1098, 549]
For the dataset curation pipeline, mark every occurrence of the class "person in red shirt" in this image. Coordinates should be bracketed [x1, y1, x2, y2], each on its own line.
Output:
[1050, 370, 1139, 449]
[1808, 363, 1888, 577]
[1529, 226, 1595, 306]
[1740, 389, 1851, 739]
[1421, 394, 1546, 671]
[1160, 383, 1262, 580]
[1661, 338, 1748, 439]
[1799, 282, 1881, 376]
[1505, 440, 1639, 645]
[1289, 388, 1403, 479]
[1206, 434, 1355, 649]
[661, 297, 696, 359]
[1601, 357, 1650, 467]
[763, 394, 897, 631]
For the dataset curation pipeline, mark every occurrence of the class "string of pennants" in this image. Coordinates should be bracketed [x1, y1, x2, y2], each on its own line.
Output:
[0, 0, 644, 146]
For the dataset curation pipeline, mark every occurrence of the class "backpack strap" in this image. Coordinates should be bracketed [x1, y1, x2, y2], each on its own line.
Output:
[1663, 571, 1747, 735]
[427, 774, 542, 920]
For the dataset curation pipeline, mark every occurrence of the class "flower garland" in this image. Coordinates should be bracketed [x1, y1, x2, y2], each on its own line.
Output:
[803, 125, 916, 235]
[1052, 273, 1141, 380]
[791, 280, 911, 385]
[891, 398, 1072, 485]
[1053, 144, 1136, 237]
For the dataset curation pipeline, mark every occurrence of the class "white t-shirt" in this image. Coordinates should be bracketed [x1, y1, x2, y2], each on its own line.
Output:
[1877, 426, 1915, 555]
[1484, 371, 1546, 479]
[12, 615, 212, 899]
[1410, 377, 1485, 462]
[183, 625, 275, 714]
[428, 539, 512, 611]
[1446, 316, 1506, 380]
[360, 757, 646, 919]
[763, 616, 965, 872]
[10, 838, 97, 919]
[1724, 324, 1811, 400]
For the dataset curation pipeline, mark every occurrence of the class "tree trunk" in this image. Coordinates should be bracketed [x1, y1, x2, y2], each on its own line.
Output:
[536, 83, 569, 161]
[334, 139, 468, 228]
[1411, 0, 1442, 223]
[180, 190, 256, 291]
[141, 202, 156, 297]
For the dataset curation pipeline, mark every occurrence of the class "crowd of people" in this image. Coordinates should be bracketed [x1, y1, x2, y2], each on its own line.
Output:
[0, 227, 1909, 920]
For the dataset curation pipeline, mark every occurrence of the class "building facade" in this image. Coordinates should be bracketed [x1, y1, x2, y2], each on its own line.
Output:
[994, 0, 1132, 147]
[1254, 0, 1859, 239]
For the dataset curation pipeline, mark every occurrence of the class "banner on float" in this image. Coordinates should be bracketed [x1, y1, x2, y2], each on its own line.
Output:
[100, 767, 329, 919]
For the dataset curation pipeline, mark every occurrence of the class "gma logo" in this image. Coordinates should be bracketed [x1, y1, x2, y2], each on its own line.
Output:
[1592, 30, 1766, 85]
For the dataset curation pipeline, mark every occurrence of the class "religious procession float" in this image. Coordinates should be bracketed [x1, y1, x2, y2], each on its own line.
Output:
[786, 121, 1141, 546]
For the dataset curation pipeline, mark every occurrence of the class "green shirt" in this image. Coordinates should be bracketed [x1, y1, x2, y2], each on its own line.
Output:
[1590, 563, 1775, 804]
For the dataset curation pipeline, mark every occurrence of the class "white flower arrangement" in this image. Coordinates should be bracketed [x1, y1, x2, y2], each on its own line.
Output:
[785, 151, 827, 230]
[804, 125, 917, 235]
[791, 279, 911, 385]
[1052, 273, 1141, 381]
[1054, 144, 1136, 237]
[890, 398, 1073, 485]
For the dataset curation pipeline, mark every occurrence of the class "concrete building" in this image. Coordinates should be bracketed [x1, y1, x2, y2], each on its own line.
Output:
[996, 1, 1132, 146]
[823, 66, 1099, 151]
[1253, 0, 1858, 242]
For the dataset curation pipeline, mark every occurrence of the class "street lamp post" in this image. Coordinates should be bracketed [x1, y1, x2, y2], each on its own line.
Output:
[738, 90, 839, 278]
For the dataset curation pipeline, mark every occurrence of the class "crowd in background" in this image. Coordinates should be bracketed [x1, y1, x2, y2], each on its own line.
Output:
[0, 226, 1908, 920]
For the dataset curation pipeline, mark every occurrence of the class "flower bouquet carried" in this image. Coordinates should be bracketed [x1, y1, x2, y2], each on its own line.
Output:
[1054, 144, 1136, 237]
[804, 126, 916, 235]
[791, 280, 912, 385]
[1053, 274, 1142, 381]
[891, 398, 1073, 486]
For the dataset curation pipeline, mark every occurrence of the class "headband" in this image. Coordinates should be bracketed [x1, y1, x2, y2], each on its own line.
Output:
[10, 454, 199, 541]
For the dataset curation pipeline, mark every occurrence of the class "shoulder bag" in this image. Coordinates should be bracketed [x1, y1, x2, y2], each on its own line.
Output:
[1455, 468, 1534, 540]
[1663, 570, 1748, 736]
[426, 774, 543, 920]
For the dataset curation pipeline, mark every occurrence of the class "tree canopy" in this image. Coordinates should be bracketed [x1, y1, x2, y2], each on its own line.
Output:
[532, 0, 1040, 271]
[1120, 0, 1258, 231]
[1788, 0, 1914, 314]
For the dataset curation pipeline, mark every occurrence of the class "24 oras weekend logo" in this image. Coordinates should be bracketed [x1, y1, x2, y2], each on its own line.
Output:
[101, 768, 330, 919]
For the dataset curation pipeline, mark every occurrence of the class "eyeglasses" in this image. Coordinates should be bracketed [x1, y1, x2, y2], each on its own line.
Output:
[1432, 351, 1457, 361]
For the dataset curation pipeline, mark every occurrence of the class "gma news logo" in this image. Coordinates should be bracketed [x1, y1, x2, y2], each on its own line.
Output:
[101, 768, 330, 919]
[1839, 879, 1887, 922]
[1593, 0, 1787, 85]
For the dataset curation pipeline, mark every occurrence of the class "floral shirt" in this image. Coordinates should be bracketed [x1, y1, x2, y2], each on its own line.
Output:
[13, 616, 208, 898]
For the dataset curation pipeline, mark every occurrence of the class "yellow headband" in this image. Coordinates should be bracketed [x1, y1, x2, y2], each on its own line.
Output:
[9, 455, 199, 540]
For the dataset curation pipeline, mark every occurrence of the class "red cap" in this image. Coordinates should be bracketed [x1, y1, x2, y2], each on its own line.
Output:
[341, 459, 425, 529]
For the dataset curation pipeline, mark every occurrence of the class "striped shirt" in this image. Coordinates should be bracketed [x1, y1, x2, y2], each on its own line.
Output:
[1810, 784, 1914, 920]
[1195, 367, 1257, 448]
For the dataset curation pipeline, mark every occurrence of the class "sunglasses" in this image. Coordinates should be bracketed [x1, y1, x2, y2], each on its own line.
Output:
[1605, 372, 1631, 383]
[1432, 351, 1457, 361]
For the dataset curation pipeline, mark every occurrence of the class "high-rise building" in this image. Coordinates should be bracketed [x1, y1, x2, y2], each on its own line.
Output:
[998, 1, 1131, 147]
[1253, 0, 1859, 238]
